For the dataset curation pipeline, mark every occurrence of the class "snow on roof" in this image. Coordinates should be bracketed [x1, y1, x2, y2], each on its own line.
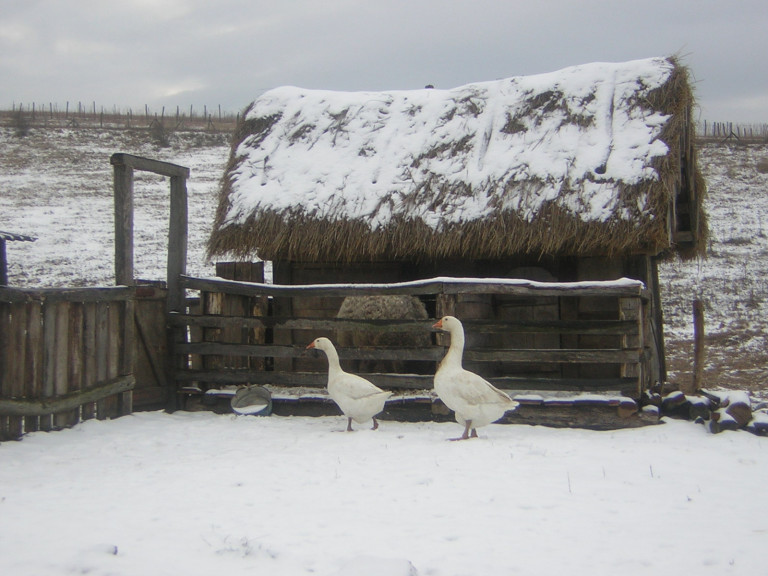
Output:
[229, 57, 672, 225]
[209, 56, 700, 262]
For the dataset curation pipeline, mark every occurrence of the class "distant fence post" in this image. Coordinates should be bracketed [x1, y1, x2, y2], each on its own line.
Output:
[0, 238, 6, 286]
[692, 299, 705, 393]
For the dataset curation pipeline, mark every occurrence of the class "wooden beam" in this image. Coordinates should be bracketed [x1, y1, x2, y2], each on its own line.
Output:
[169, 312, 639, 336]
[176, 341, 641, 364]
[174, 369, 638, 392]
[110, 153, 190, 178]
[166, 174, 188, 314]
[0, 286, 134, 304]
[113, 162, 134, 286]
[0, 375, 135, 417]
[180, 275, 648, 300]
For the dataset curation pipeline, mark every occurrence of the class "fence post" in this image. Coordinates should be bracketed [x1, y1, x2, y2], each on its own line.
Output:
[692, 299, 705, 392]
[619, 297, 643, 397]
[112, 161, 134, 286]
[167, 174, 188, 315]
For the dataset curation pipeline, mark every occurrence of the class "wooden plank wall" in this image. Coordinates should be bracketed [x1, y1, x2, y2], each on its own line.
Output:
[0, 287, 136, 441]
[172, 276, 651, 400]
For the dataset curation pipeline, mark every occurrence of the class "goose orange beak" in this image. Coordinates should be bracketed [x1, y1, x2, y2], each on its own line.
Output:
[306, 341, 316, 349]
[432, 319, 443, 329]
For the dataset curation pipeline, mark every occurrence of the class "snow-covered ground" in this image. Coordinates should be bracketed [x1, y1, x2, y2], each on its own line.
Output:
[1, 412, 766, 576]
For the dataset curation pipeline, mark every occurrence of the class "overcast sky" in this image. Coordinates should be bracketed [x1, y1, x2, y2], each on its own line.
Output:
[2, 0, 766, 124]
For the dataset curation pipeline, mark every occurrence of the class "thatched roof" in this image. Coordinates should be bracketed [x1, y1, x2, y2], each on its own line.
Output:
[208, 56, 706, 263]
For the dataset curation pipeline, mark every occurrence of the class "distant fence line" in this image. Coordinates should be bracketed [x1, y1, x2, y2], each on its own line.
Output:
[2, 101, 240, 132]
[2, 103, 766, 142]
[697, 121, 768, 142]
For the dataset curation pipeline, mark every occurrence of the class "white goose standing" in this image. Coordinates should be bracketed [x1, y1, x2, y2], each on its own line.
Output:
[433, 316, 518, 440]
[307, 337, 392, 431]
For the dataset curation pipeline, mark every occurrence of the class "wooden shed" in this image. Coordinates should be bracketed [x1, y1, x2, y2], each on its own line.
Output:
[202, 56, 706, 400]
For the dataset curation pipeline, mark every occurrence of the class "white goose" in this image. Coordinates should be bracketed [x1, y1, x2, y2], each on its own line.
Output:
[433, 316, 518, 440]
[307, 337, 392, 431]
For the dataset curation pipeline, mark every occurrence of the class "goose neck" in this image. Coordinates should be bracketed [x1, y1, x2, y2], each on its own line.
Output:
[322, 344, 343, 374]
[445, 326, 465, 365]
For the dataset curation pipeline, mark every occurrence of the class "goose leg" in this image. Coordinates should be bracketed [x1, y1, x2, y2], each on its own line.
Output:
[451, 420, 473, 441]
[372, 417, 379, 430]
[346, 417, 354, 432]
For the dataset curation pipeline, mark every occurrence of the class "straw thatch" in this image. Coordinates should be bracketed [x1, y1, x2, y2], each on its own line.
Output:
[208, 56, 706, 263]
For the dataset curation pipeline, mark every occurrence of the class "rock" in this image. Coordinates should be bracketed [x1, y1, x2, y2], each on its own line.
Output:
[617, 399, 638, 418]
[725, 401, 752, 427]
[642, 391, 662, 407]
[746, 412, 768, 436]
[686, 395, 711, 420]
[709, 410, 741, 433]
[700, 390, 723, 411]
[641, 405, 660, 418]
[661, 391, 689, 417]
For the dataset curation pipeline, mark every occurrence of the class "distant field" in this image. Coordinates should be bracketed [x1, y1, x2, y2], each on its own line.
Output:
[1, 121, 766, 395]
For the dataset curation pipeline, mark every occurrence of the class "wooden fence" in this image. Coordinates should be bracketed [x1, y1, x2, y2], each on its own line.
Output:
[2, 103, 238, 132]
[0, 286, 135, 441]
[698, 121, 768, 142]
[172, 275, 652, 404]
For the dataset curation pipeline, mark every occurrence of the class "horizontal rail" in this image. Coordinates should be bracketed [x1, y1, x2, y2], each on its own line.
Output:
[170, 313, 639, 336]
[177, 342, 642, 364]
[0, 285, 135, 304]
[0, 375, 135, 417]
[175, 370, 638, 392]
[180, 275, 648, 299]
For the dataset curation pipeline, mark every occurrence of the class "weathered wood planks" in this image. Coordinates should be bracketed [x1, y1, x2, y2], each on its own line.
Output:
[174, 276, 651, 401]
[0, 288, 136, 440]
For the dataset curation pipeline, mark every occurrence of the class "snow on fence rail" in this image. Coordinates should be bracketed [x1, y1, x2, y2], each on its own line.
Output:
[0, 286, 135, 441]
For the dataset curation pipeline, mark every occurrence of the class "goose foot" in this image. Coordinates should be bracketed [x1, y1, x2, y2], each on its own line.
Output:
[450, 421, 477, 441]
[346, 417, 354, 432]
[372, 417, 379, 431]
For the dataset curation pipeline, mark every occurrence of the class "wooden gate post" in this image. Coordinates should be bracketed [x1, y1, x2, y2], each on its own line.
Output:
[110, 153, 190, 411]
[167, 174, 188, 315]
[112, 162, 134, 286]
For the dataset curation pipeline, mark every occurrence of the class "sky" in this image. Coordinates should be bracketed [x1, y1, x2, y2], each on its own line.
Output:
[1, 0, 767, 124]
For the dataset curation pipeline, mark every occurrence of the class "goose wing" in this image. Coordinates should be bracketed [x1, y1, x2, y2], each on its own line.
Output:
[335, 372, 391, 401]
[454, 369, 516, 406]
